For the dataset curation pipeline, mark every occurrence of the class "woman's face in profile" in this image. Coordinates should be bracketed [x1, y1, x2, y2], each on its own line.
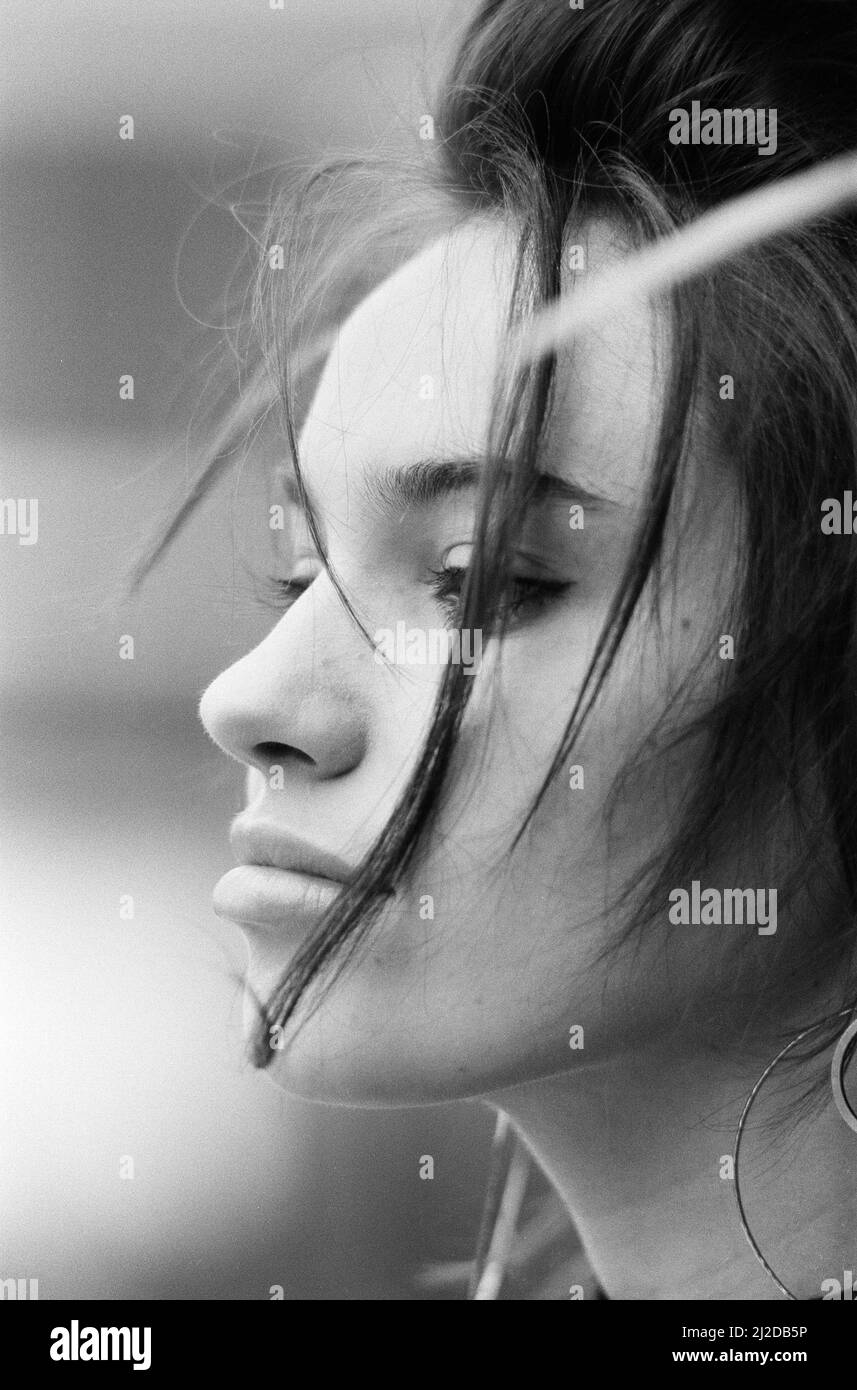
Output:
[199, 216, 748, 1106]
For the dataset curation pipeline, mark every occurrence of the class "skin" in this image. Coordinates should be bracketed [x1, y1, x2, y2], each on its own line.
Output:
[199, 217, 852, 1298]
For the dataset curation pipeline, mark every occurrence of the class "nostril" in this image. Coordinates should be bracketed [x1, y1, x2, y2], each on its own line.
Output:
[254, 741, 314, 768]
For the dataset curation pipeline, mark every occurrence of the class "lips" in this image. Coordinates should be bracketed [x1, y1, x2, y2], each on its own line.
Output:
[228, 818, 356, 885]
[212, 818, 355, 931]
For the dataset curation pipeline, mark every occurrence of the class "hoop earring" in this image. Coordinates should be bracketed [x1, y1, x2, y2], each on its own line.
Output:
[831, 1015, 857, 1135]
[733, 1006, 857, 1300]
[471, 1009, 857, 1302]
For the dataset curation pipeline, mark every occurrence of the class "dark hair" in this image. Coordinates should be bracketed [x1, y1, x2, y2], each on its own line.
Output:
[144, 0, 857, 1069]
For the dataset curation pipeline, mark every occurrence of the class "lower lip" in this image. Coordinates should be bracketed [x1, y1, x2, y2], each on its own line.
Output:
[212, 864, 344, 929]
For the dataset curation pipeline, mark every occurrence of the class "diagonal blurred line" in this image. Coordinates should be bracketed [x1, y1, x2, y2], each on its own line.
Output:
[515, 150, 857, 363]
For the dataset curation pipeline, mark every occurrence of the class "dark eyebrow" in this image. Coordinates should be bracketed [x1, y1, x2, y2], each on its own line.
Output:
[365, 456, 608, 519]
[367, 457, 481, 514]
[277, 455, 609, 527]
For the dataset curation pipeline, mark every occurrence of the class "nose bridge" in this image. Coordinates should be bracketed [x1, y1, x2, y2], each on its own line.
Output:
[198, 582, 370, 780]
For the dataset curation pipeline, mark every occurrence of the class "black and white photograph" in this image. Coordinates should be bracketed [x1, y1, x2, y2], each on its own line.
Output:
[2, 0, 857, 1343]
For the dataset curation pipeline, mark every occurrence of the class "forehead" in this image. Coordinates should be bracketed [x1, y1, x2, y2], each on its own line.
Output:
[299, 216, 666, 506]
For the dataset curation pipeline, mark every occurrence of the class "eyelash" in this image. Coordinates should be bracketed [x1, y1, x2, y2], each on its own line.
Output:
[259, 567, 574, 624]
[428, 565, 574, 624]
[258, 575, 314, 611]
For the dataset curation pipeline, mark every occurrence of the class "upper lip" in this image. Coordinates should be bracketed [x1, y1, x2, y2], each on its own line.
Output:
[229, 818, 356, 884]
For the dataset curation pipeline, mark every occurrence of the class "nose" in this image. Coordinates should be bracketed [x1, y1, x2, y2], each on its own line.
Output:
[198, 588, 368, 784]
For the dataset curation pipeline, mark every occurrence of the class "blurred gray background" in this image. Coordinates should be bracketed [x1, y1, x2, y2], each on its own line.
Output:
[0, 0, 514, 1300]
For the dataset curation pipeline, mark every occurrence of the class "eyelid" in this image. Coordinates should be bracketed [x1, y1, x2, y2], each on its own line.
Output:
[440, 541, 576, 578]
[286, 551, 323, 580]
[440, 541, 473, 568]
[514, 547, 571, 577]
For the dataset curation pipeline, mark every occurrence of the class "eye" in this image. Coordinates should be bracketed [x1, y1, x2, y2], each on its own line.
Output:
[256, 560, 321, 613]
[427, 544, 574, 625]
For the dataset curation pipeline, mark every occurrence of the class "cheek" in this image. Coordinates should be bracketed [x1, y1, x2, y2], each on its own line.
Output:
[434, 610, 687, 867]
[415, 605, 716, 977]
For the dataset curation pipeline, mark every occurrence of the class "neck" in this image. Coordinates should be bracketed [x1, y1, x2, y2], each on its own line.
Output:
[488, 1026, 853, 1300]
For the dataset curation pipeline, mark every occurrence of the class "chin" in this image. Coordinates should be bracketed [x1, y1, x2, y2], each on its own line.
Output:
[236, 960, 418, 1106]
[241, 977, 574, 1111]
[238, 974, 462, 1108]
[251, 1017, 444, 1108]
